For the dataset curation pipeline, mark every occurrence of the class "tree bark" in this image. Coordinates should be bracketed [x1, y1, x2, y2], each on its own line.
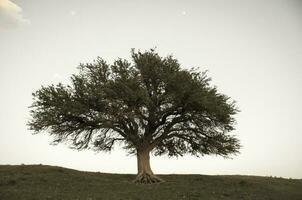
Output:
[137, 150, 153, 175]
[133, 149, 163, 184]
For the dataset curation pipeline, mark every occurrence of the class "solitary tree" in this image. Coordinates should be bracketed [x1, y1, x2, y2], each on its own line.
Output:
[28, 49, 240, 184]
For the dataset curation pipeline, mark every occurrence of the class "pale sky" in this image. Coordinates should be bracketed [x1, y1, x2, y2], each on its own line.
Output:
[0, 0, 301, 178]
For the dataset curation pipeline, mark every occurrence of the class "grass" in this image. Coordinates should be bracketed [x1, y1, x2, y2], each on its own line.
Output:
[0, 165, 301, 200]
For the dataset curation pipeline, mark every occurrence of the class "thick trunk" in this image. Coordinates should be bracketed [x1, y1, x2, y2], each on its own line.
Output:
[133, 149, 163, 184]
[137, 150, 153, 175]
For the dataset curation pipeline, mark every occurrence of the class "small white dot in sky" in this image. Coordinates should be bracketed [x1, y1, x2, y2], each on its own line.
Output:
[181, 11, 186, 15]
[70, 11, 77, 16]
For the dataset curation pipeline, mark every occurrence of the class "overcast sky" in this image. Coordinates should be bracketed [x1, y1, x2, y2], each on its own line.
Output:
[0, 0, 301, 178]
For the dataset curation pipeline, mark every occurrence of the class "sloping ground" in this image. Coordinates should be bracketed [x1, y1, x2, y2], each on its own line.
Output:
[0, 165, 301, 200]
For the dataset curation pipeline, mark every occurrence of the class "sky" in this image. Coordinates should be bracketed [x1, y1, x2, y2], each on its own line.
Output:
[0, 0, 302, 178]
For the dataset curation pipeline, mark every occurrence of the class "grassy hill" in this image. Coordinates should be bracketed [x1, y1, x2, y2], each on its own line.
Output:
[0, 165, 301, 200]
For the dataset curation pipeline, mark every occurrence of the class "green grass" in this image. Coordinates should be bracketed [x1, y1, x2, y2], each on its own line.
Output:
[0, 165, 301, 200]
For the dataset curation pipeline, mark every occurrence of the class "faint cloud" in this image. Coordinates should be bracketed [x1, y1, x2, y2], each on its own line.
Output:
[0, 0, 30, 29]
[181, 11, 187, 15]
[52, 73, 63, 81]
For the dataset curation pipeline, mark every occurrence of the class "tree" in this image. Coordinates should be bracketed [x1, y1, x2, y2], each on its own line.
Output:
[28, 49, 240, 184]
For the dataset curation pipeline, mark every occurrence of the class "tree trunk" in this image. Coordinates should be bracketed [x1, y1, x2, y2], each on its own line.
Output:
[137, 150, 153, 175]
[133, 150, 163, 184]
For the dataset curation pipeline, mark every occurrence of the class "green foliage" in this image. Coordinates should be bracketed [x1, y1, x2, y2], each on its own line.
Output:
[28, 49, 240, 157]
[1, 165, 302, 200]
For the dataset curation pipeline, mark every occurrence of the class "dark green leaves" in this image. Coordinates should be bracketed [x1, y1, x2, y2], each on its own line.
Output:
[28, 49, 240, 157]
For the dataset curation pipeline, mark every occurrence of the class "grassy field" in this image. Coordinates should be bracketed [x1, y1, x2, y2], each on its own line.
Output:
[0, 165, 301, 200]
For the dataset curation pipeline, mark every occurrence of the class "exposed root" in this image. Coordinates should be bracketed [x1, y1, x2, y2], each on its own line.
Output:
[133, 173, 164, 184]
